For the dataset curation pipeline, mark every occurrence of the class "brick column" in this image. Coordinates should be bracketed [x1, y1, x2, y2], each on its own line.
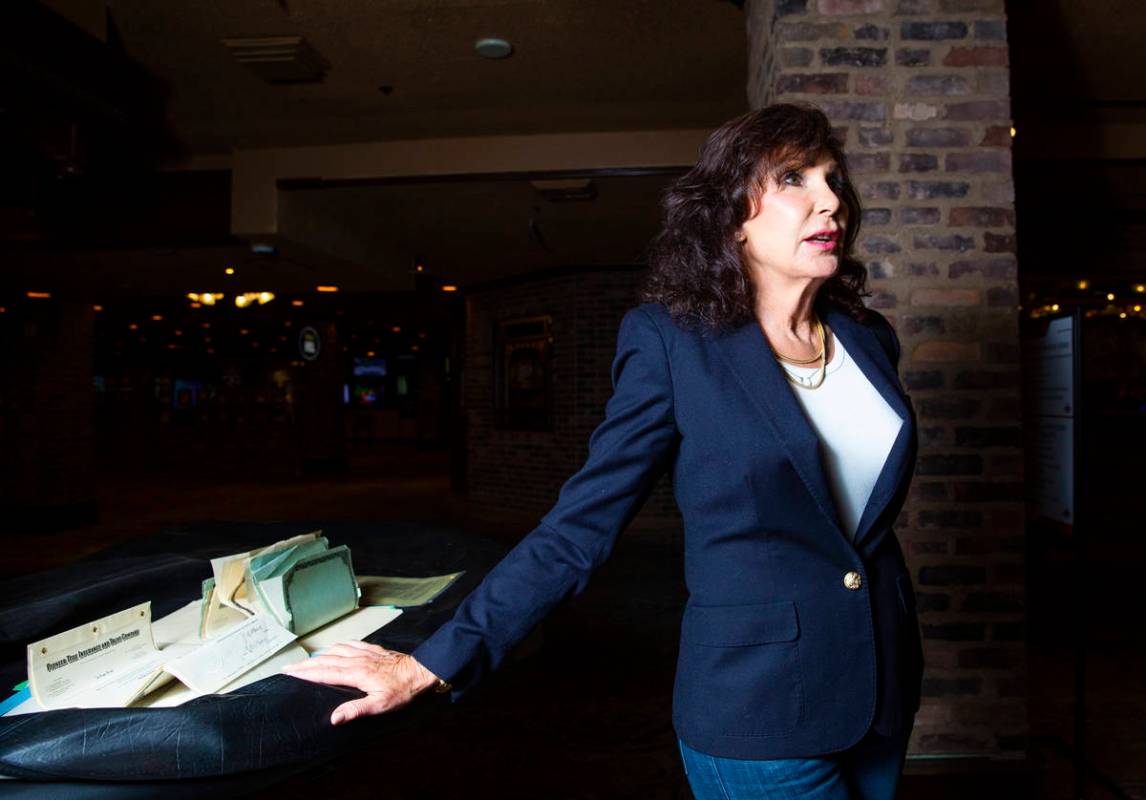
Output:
[746, 0, 1026, 757]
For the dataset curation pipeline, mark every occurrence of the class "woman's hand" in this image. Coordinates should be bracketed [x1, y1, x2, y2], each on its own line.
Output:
[282, 641, 442, 725]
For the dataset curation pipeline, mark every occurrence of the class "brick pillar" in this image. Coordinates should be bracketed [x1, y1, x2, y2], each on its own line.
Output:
[746, 0, 1026, 757]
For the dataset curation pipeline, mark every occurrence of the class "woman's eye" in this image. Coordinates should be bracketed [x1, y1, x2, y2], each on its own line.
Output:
[781, 171, 803, 187]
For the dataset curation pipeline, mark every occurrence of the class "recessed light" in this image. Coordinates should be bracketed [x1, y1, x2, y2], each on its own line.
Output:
[475, 38, 513, 59]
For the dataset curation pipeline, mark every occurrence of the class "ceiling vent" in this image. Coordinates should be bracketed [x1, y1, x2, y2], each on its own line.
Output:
[222, 36, 329, 84]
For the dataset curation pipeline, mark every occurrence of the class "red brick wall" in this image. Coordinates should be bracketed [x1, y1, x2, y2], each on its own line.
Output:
[463, 267, 678, 522]
[746, 0, 1025, 757]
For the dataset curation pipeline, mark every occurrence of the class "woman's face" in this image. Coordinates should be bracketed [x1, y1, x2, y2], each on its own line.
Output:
[738, 155, 847, 288]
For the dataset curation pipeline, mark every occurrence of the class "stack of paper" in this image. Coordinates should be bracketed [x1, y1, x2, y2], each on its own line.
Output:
[4, 535, 469, 716]
[201, 532, 360, 638]
[25, 601, 297, 711]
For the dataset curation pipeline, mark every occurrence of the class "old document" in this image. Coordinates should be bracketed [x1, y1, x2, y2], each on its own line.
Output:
[357, 572, 463, 607]
[28, 602, 174, 709]
[27, 601, 295, 710]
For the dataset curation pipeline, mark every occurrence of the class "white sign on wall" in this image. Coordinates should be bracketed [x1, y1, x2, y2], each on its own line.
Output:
[1023, 315, 1076, 528]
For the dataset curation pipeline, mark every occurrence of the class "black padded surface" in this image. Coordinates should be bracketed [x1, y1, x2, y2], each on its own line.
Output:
[0, 521, 504, 793]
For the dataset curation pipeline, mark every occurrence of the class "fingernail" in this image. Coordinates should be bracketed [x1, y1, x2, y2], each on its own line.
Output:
[330, 712, 344, 725]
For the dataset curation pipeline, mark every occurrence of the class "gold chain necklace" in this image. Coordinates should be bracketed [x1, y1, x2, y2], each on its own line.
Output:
[772, 316, 827, 390]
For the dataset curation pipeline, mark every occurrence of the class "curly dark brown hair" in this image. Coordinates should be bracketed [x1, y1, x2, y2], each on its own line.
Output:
[641, 103, 870, 330]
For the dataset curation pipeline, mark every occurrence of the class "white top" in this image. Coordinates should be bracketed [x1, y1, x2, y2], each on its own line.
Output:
[779, 334, 903, 541]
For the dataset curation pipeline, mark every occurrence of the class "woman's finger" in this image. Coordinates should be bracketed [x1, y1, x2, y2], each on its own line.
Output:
[331, 695, 394, 725]
[282, 653, 350, 673]
[281, 662, 364, 687]
[323, 642, 376, 659]
[336, 640, 390, 655]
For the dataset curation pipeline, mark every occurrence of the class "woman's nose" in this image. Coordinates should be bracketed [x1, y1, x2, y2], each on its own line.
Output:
[815, 182, 841, 216]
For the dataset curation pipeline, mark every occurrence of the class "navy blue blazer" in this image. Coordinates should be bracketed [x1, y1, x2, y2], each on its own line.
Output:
[413, 302, 923, 760]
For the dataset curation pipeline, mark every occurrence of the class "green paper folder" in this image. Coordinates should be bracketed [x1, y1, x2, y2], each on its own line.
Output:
[249, 544, 360, 636]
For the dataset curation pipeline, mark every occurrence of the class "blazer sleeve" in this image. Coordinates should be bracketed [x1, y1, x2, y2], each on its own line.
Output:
[867, 310, 901, 370]
[411, 306, 679, 696]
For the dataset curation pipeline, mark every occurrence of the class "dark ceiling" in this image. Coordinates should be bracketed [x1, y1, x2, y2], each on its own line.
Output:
[3, 0, 1145, 297]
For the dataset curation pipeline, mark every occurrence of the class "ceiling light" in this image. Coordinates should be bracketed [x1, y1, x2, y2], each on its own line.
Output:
[151, 315, 163, 321]
[93, 305, 103, 312]
[225, 268, 235, 275]
[316, 285, 339, 293]
[258, 292, 275, 305]
[26, 291, 51, 299]
[291, 299, 304, 307]
[441, 285, 458, 292]
[475, 38, 513, 59]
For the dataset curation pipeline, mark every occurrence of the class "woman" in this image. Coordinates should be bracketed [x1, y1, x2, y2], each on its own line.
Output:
[284, 103, 923, 799]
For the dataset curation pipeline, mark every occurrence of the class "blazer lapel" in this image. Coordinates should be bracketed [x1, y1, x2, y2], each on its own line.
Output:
[713, 308, 917, 550]
[714, 320, 846, 538]
[824, 308, 915, 548]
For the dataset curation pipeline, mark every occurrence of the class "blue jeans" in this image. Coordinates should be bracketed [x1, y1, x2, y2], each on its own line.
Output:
[678, 727, 911, 800]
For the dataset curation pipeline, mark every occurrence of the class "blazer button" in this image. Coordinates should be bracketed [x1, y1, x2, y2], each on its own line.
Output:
[843, 571, 863, 591]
